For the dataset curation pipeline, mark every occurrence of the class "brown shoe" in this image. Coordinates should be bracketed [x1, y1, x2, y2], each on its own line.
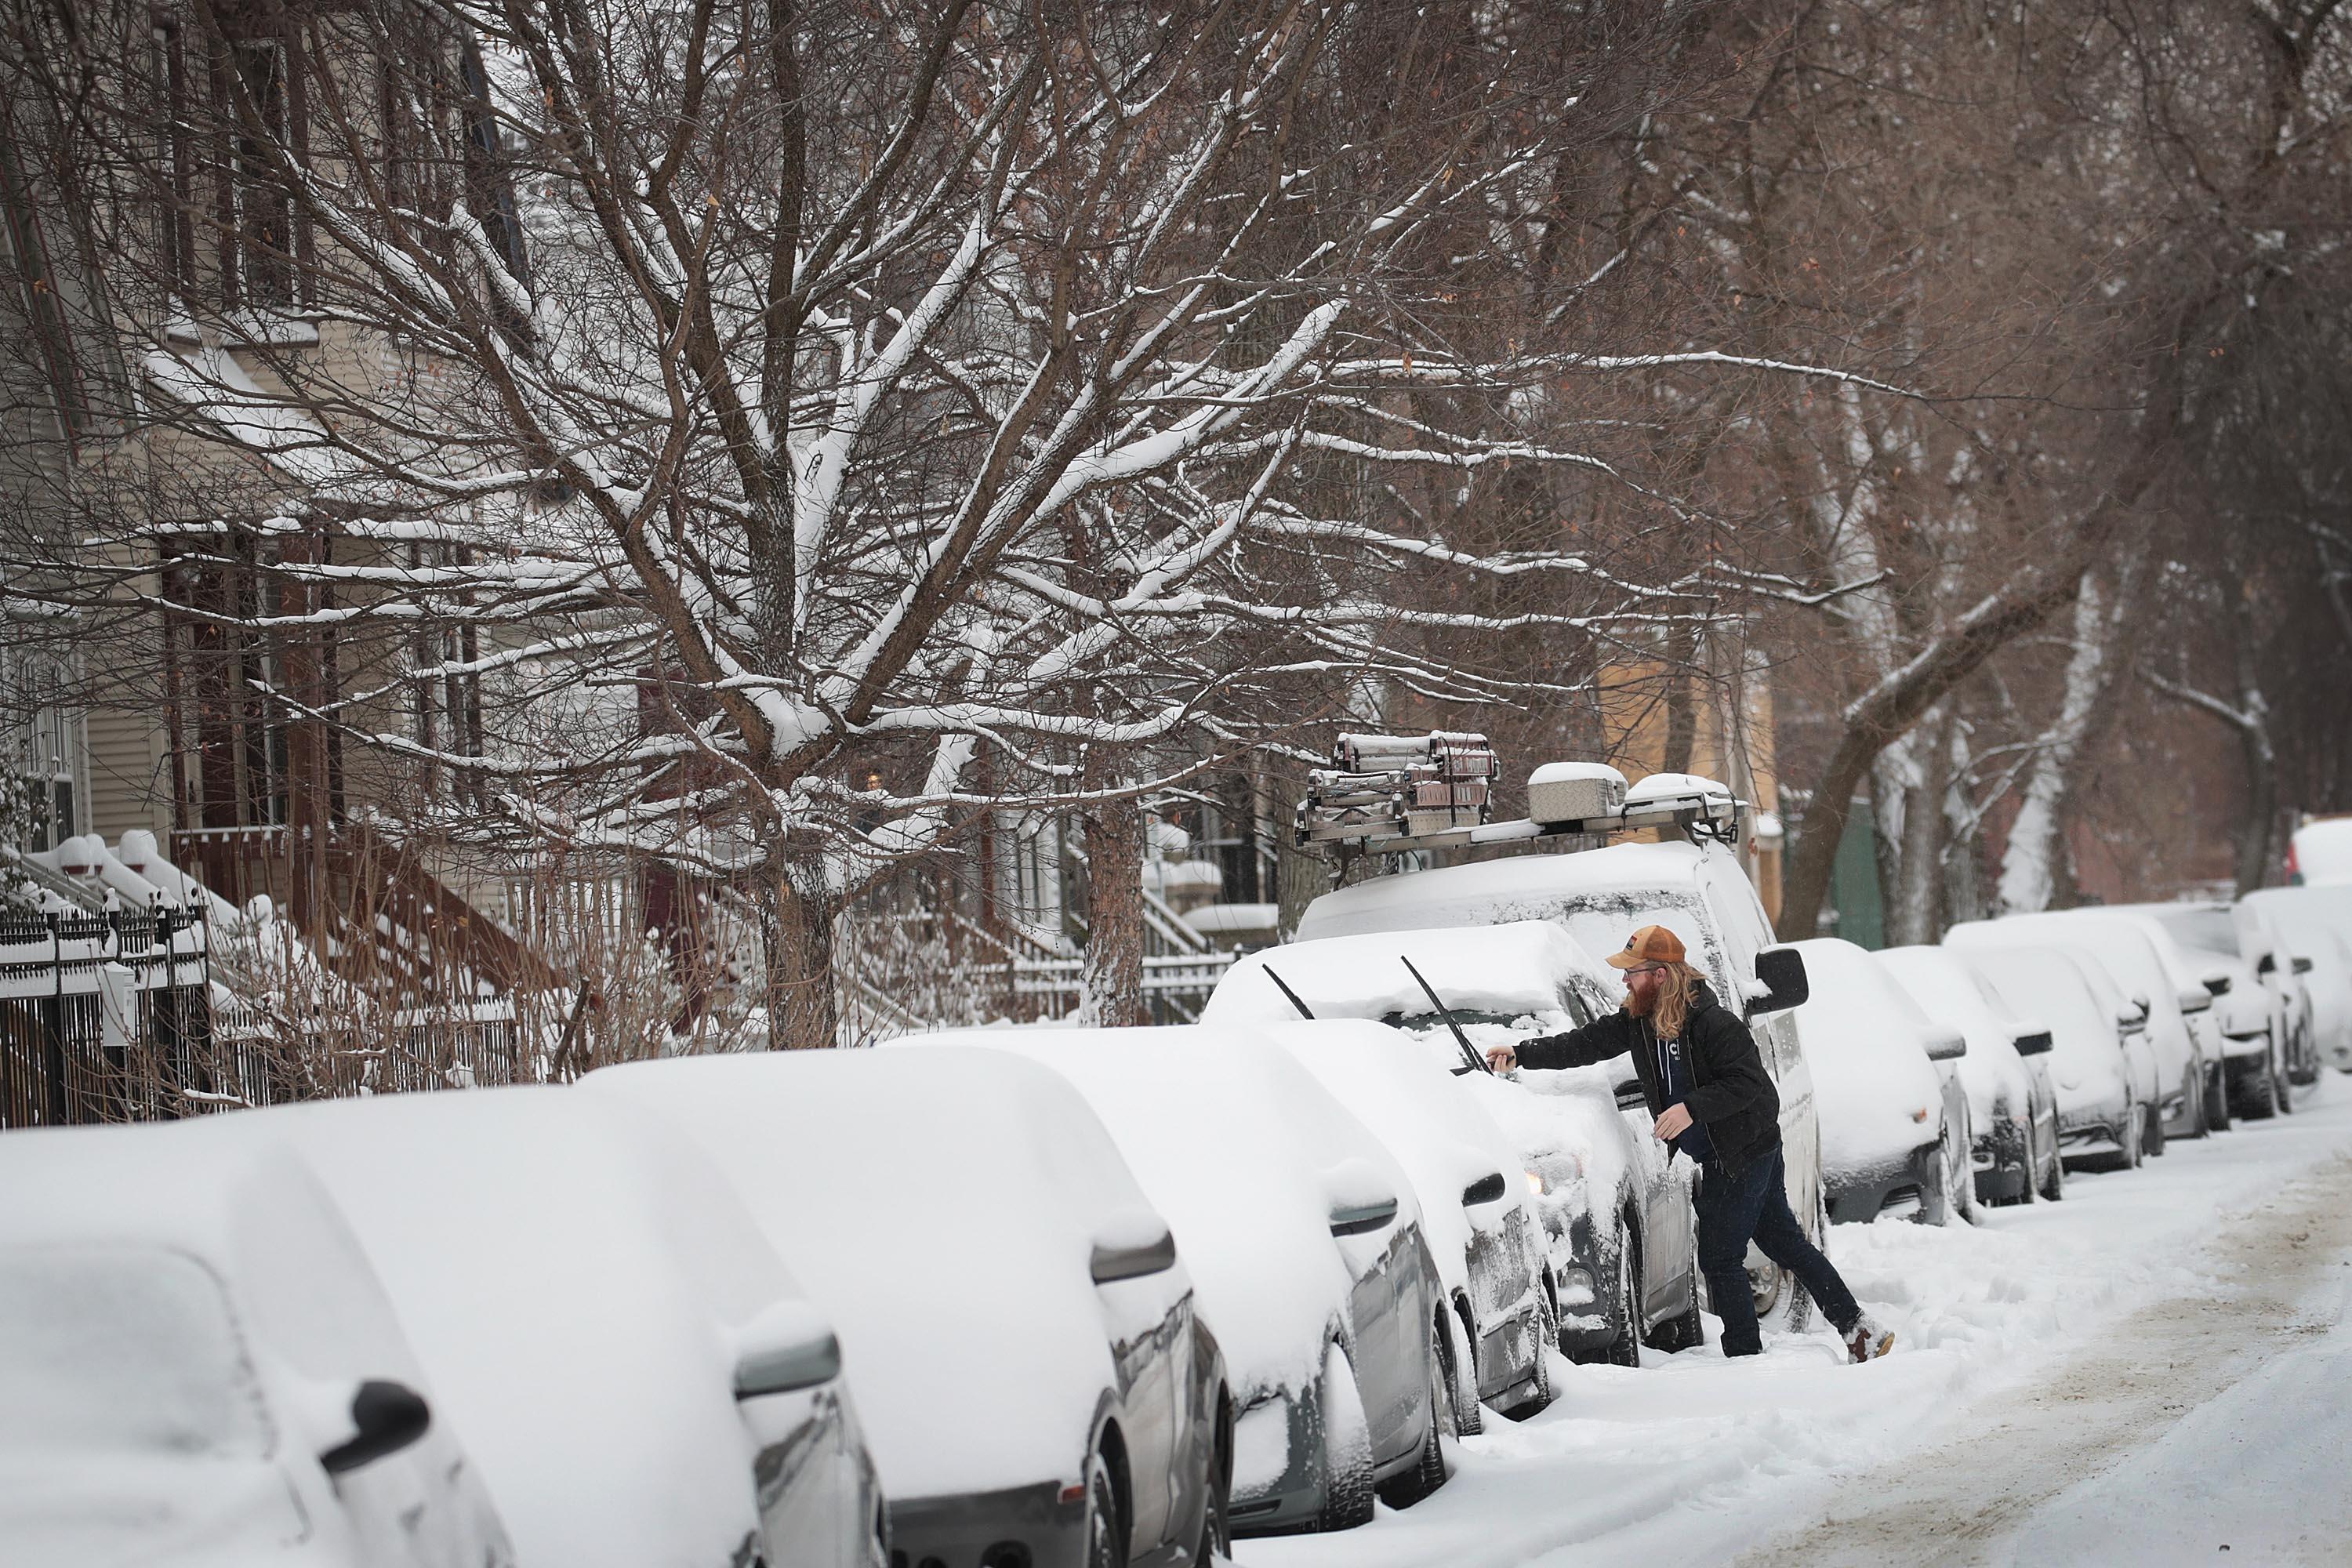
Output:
[1845, 1314, 1894, 1363]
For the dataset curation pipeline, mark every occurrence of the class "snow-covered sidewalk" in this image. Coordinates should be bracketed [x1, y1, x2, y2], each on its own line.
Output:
[1239, 1079, 2352, 1568]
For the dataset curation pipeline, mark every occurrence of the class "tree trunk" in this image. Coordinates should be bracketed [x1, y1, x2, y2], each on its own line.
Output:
[1080, 790, 1146, 1027]
[1886, 710, 1951, 946]
[758, 849, 837, 1048]
[1997, 570, 2128, 914]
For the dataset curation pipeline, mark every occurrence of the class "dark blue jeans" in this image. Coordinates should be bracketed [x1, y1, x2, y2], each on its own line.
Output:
[1693, 1142, 1860, 1356]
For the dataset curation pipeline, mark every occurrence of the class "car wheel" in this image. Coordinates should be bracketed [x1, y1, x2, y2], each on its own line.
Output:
[2276, 1043, 2299, 1111]
[1919, 1143, 1952, 1227]
[1379, 1325, 1454, 1509]
[1445, 1306, 1484, 1436]
[1193, 1389, 1231, 1566]
[2143, 1096, 2166, 1158]
[1606, 1219, 1643, 1368]
[1650, 1259, 1704, 1352]
[1951, 1104, 1980, 1220]
[2039, 1131, 2065, 1200]
[1311, 1343, 1374, 1532]
[2205, 1062, 2234, 1133]
[2241, 1046, 2284, 1120]
[1084, 1448, 1125, 1568]
[2119, 1104, 2145, 1171]
[1508, 1283, 1558, 1417]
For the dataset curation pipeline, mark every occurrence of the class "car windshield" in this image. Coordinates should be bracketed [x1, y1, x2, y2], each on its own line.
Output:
[0, 1243, 273, 1461]
[2151, 907, 2240, 957]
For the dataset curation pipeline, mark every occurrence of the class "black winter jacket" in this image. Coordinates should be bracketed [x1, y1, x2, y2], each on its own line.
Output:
[1513, 979, 1782, 1175]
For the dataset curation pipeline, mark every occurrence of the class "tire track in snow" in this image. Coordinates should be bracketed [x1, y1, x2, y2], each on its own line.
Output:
[1729, 1149, 2352, 1568]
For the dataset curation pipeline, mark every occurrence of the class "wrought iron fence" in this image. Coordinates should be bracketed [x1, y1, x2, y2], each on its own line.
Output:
[0, 909, 216, 1129]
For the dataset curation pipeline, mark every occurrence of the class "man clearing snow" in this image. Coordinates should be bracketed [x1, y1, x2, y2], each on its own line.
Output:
[1485, 924, 1893, 1363]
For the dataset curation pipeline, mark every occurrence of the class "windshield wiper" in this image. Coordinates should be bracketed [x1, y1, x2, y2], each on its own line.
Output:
[1261, 964, 1316, 1021]
[1401, 956, 1492, 1075]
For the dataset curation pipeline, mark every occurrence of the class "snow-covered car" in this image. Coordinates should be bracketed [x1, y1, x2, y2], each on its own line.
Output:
[2231, 900, 2323, 1088]
[1947, 912, 2213, 1138]
[0, 1120, 514, 1568]
[235, 1086, 884, 1568]
[585, 1047, 1229, 1568]
[2241, 884, 2352, 1072]
[1260, 1018, 1554, 1421]
[1786, 938, 1973, 1227]
[1204, 921, 1700, 1365]
[1293, 839, 1821, 1327]
[2287, 816, 2352, 884]
[899, 1025, 1446, 1534]
[2087, 909, 2258, 1131]
[1875, 946, 2063, 1206]
[1971, 944, 2164, 1171]
[2110, 903, 2289, 1121]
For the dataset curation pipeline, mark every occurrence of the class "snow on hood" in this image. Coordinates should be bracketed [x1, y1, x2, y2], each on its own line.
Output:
[230, 1086, 798, 1568]
[1202, 920, 1613, 1029]
[1258, 1020, 1531, 1299]
[1872, 946, 2037, 1126]
[1786, 941, 1946, 1178]
[1968, 946, 2132, 1114]
[895, 1026, 1417, 1403]
[1294, 841, 1736, 1002]
[584, 1047, 1176, 1501]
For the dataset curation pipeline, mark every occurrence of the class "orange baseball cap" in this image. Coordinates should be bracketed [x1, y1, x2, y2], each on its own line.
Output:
[1606, 924, 1687, 969]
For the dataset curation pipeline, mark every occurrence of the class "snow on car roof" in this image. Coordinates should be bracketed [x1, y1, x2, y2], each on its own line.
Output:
[1293, 840, 1740, 999]
[1260, 1018, 1528, 1299]
[1786, 940, 1946, 1177]
[1873, 946, 2036, 1125]
[241, 1085, 800, 1568]
[0, 1117, 425, 1388]
[1201, 920, 1612, 1027]
[2290, 817, 2352, 885]
[902, 1025, 1415, 1403]
[583, 1047, 1163, 1500]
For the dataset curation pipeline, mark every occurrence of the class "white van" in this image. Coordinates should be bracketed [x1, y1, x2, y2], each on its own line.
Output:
[1294, 837, 1823, 1327]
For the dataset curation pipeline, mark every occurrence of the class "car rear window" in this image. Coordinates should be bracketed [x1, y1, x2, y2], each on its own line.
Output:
[0, 1243, 272, 1460]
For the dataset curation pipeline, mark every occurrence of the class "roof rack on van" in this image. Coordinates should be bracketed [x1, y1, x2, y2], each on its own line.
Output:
[1296, 747, 1743, 856]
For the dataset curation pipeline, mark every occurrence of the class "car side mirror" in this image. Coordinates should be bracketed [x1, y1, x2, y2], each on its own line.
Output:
[1461, 1171, 1508, 1207]
[2257, 953, 2278, 976]
[2178, 985, 2213, 1015]
[2012, 1029, 2054, 1057]
[2115, 1005, 2147, 1035]
[319, 1381, 431, 1476]
[2201, 970, 2231, 997]
[1090, 1213, 1180, 1283]
[731, 1301, 843, 1399]
[1329, 1195, 1399, 1237]
[2295, 956, 2314, 975]
[1923, 1026, 1967, 1062]
[1748, 946, 1809, 1018]
[1613, 1074, 1646, 1110]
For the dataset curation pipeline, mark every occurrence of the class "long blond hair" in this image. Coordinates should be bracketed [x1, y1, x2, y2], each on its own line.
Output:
[1631, 960, 1707, 1041]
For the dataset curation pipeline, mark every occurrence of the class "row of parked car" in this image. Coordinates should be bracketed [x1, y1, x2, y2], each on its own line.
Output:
[13, 794, 2352, 1568]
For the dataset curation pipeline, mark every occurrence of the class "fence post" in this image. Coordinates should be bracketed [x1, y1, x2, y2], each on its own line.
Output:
[43, 912, 64, 1126]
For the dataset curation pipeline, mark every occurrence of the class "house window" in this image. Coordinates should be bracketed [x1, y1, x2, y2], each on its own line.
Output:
[164, 532, 295, 830]
[5, 654, 85, 853]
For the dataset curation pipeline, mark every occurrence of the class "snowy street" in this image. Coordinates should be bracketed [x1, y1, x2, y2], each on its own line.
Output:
[1243, 1081, 2352, 1568]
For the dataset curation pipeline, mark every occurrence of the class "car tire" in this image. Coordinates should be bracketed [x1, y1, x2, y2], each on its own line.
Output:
[1650, 1265, 1704, 1352]
[2119, 1104, 2145, 1171]
[2039, 1141, 2065, 1200]
[1312, 1343, 1374, 1532]
[1606, 1219, 1643, 1368]
[2205, 1062, 2233, 1133]
[1919, 1143, 1953, 1227]
[2143, 1097, 2167, 1158]
[1508, 1283, 1558, 1417]
[2240, 1046, 2284, 1120]
[1444, 1307, 1484, 1436]
[1952, 1104, 1980, 1220]
[1380, 1326, 1454, 1509]
[1084, 1448, 1126, 1568]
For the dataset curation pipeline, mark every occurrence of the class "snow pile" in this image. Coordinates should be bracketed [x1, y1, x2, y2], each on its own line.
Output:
[586, 1047, 1178, 1500]
[896, 1025, 1417, 1406]
[1784, 939, 1944, 1179]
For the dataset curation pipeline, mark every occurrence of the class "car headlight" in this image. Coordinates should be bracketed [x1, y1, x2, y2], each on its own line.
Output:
[1524, 1168, 1548, 1197]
